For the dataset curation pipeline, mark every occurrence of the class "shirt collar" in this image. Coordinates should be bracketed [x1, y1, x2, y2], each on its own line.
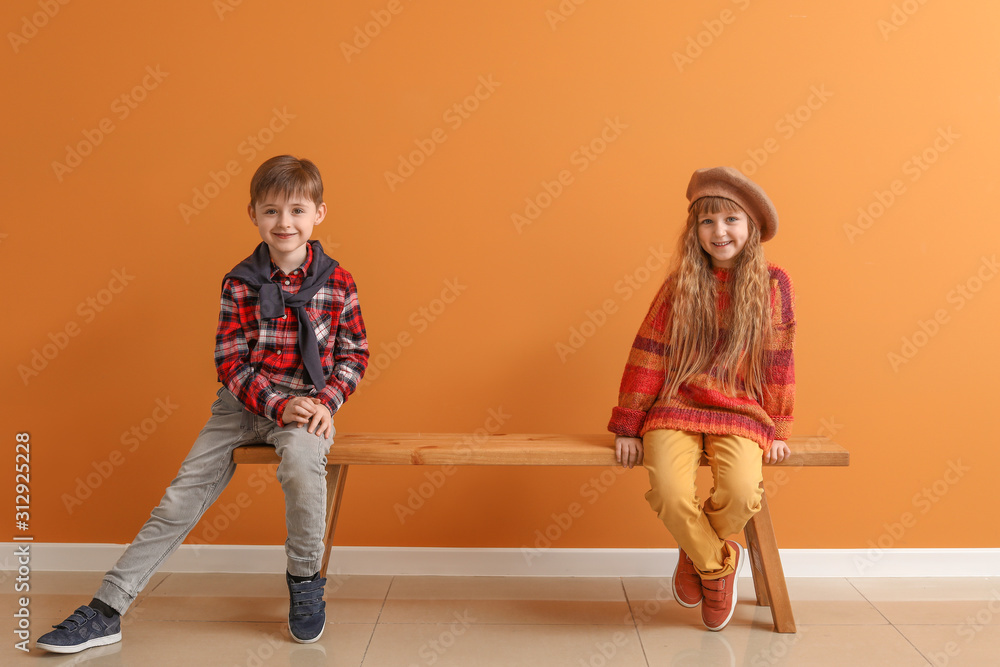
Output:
[269, 242, 314, 280]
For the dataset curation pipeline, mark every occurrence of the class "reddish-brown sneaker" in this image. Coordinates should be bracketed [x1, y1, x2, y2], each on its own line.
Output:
[700, 540, 745, 631]
[672, 548, 703, 608]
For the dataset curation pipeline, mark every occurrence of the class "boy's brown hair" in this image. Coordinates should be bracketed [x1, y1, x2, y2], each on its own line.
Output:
[249, 155, 323, 208]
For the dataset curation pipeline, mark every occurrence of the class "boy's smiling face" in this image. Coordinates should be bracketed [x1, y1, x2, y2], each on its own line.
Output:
[248, 191, 327, 270]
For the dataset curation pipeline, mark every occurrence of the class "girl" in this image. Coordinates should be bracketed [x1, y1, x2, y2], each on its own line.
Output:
[608, 167, 795, 631]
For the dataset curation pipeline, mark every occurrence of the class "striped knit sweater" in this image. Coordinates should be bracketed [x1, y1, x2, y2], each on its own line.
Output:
[608, 264, 795, 453]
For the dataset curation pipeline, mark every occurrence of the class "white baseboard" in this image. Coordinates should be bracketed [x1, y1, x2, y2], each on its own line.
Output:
[5, 544, 999, 578]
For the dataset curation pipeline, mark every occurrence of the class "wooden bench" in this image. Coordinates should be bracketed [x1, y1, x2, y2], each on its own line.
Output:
[233, 434, 848, 633]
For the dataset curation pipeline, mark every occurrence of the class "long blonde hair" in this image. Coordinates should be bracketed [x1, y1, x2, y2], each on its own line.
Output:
[663, 196, 773, 401]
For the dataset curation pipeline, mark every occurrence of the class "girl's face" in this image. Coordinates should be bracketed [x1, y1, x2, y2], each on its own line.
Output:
[696, 209, 749, 268]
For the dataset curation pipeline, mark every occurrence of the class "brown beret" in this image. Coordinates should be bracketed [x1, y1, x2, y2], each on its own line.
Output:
[686, 167, 778, 242]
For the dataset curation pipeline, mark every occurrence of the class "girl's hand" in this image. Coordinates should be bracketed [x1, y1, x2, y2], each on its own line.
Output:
[615, 436, 644, 469]
[766, 440, 791, 464]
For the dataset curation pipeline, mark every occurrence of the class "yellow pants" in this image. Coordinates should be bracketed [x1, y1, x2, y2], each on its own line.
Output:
[643, 429, 763, 580]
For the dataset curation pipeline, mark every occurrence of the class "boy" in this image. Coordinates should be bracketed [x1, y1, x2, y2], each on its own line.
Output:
[37, 155, 369, 652]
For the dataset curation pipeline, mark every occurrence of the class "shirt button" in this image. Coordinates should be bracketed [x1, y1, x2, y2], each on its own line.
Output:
[276, 350, 282, 355]
[284, 280, 291, 286]
[282, 315, 287, 319]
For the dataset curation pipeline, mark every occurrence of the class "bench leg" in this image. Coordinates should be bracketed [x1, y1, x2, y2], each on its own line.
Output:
[320, 464, 349, 579]
[743, 491, 796, 633]
[746, 517, 771, 608]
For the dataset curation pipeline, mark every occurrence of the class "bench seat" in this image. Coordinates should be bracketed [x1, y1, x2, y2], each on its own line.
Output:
[233, 433, 848, 633]
[234, 433, 848, 467]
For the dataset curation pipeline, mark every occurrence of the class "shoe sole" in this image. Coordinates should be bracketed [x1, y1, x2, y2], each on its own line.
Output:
[36, 631, 122, 654]
[289, 620, 324, 644]
[671, 556, 701, 608]
[704, 541, 744, 631]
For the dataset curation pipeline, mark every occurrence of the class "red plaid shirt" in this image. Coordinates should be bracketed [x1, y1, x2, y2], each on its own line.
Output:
[215, 243, 369, 425]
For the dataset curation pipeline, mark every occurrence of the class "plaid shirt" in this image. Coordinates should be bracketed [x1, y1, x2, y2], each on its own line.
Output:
[215, 243, 369, 425]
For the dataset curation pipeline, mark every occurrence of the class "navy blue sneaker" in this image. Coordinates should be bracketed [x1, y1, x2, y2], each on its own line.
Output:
[287, 574, 326, 643]
[36, 605, 122, 654]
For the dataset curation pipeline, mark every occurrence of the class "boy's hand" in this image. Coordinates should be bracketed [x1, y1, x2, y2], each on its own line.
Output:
[615, 436, 644, 469]
[765, 440, 790, 464]
[306, 398, 332, 439]
[282, 397, 318, 427]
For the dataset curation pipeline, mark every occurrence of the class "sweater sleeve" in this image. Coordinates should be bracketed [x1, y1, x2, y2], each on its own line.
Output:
[608, 281, 670, 437]
[763, 266, 795, 440]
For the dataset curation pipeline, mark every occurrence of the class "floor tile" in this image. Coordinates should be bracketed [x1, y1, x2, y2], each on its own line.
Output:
[849, 577, 1000, 601]
[379, 598, 631, 625]
[135, 573, 389, 624]
[362, 623, 647, 667]
[850, 578, 1000, 625]
[16, 572, 997, 666]
[387, 575, 627, 601]
[898, 621, 1000, 667]
[145, 572, 392, 600]
[380, 575, 630, 625]
[131, 594, 386, 625]
[1, 573, 170, 621]
[22, 620, 373, 666]
[639, 623, 931, 666]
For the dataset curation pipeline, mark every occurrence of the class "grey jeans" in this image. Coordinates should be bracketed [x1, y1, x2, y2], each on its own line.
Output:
[96, 387, 332, 614]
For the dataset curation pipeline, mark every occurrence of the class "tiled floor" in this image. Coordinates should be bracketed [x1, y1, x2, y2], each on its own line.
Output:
[5, 572, 999, 665]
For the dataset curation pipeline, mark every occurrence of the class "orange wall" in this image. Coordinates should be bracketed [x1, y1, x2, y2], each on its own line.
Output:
[4, 1, 999, 553]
